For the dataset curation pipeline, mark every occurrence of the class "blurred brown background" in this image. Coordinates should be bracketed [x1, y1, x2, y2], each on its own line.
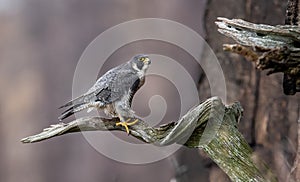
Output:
[0, 0, 299, 182]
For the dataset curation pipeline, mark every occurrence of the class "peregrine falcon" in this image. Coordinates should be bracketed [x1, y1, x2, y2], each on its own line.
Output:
[58, 54, 151, 133]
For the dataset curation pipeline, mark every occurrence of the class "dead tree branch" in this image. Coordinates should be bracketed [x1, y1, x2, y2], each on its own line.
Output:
[215, 17, 300, 95]
[21, 97, 276, 181]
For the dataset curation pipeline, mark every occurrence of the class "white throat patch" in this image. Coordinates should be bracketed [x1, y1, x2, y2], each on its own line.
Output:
[132, 63, 149, 78]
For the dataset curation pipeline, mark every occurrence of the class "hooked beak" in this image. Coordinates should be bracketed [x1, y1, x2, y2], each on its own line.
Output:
[144, 57, 151, 64]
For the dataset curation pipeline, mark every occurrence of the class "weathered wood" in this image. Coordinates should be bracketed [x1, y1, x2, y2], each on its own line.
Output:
[21, 97, 221, 145]
[285, 0, 300, 26]
[21, 97, 275, 181]
[216, 17, 300, 95]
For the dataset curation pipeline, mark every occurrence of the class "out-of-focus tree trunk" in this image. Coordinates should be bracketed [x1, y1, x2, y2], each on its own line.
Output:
[203, 0, 299, 181]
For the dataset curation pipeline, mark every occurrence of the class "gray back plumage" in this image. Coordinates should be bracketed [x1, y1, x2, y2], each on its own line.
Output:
[59, 54, 149, 121]
[91, 62, 140, 105]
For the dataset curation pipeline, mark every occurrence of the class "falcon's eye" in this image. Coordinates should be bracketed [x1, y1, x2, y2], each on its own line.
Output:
[139, 57, 145, 61]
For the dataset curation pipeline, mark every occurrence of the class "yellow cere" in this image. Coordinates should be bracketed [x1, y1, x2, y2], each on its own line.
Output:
[139, 57, 145, 61]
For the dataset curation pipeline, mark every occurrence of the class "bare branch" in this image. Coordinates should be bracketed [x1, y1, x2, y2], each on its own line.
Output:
[21, 97, 220, 145]
[21, 97, 276, 181]
[216, 17, 300, 95]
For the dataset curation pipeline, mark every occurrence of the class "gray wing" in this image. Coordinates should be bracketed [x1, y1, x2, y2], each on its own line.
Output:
[58, 63, 140, 120]
[58, 65, 121, 109]
[95, 68, 141, 106]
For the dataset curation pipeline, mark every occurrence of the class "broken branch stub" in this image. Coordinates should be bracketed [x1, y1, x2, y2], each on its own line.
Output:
[216, 17, 300, 95]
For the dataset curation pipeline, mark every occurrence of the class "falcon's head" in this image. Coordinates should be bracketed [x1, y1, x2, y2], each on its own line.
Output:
[131, 54, 151, 72]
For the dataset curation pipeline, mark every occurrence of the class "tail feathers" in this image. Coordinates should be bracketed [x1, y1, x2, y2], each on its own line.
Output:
[59, 93, 95, 109]
[58, 103, 89, 121]
[58, 101, 73, 109]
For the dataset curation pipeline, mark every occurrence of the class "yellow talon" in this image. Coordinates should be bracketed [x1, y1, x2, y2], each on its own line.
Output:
[116, 119, 139, 134]
[126, 118, 139, 126]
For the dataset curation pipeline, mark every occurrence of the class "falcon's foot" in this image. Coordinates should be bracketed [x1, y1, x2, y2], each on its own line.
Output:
[116, 118, 139, 134]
